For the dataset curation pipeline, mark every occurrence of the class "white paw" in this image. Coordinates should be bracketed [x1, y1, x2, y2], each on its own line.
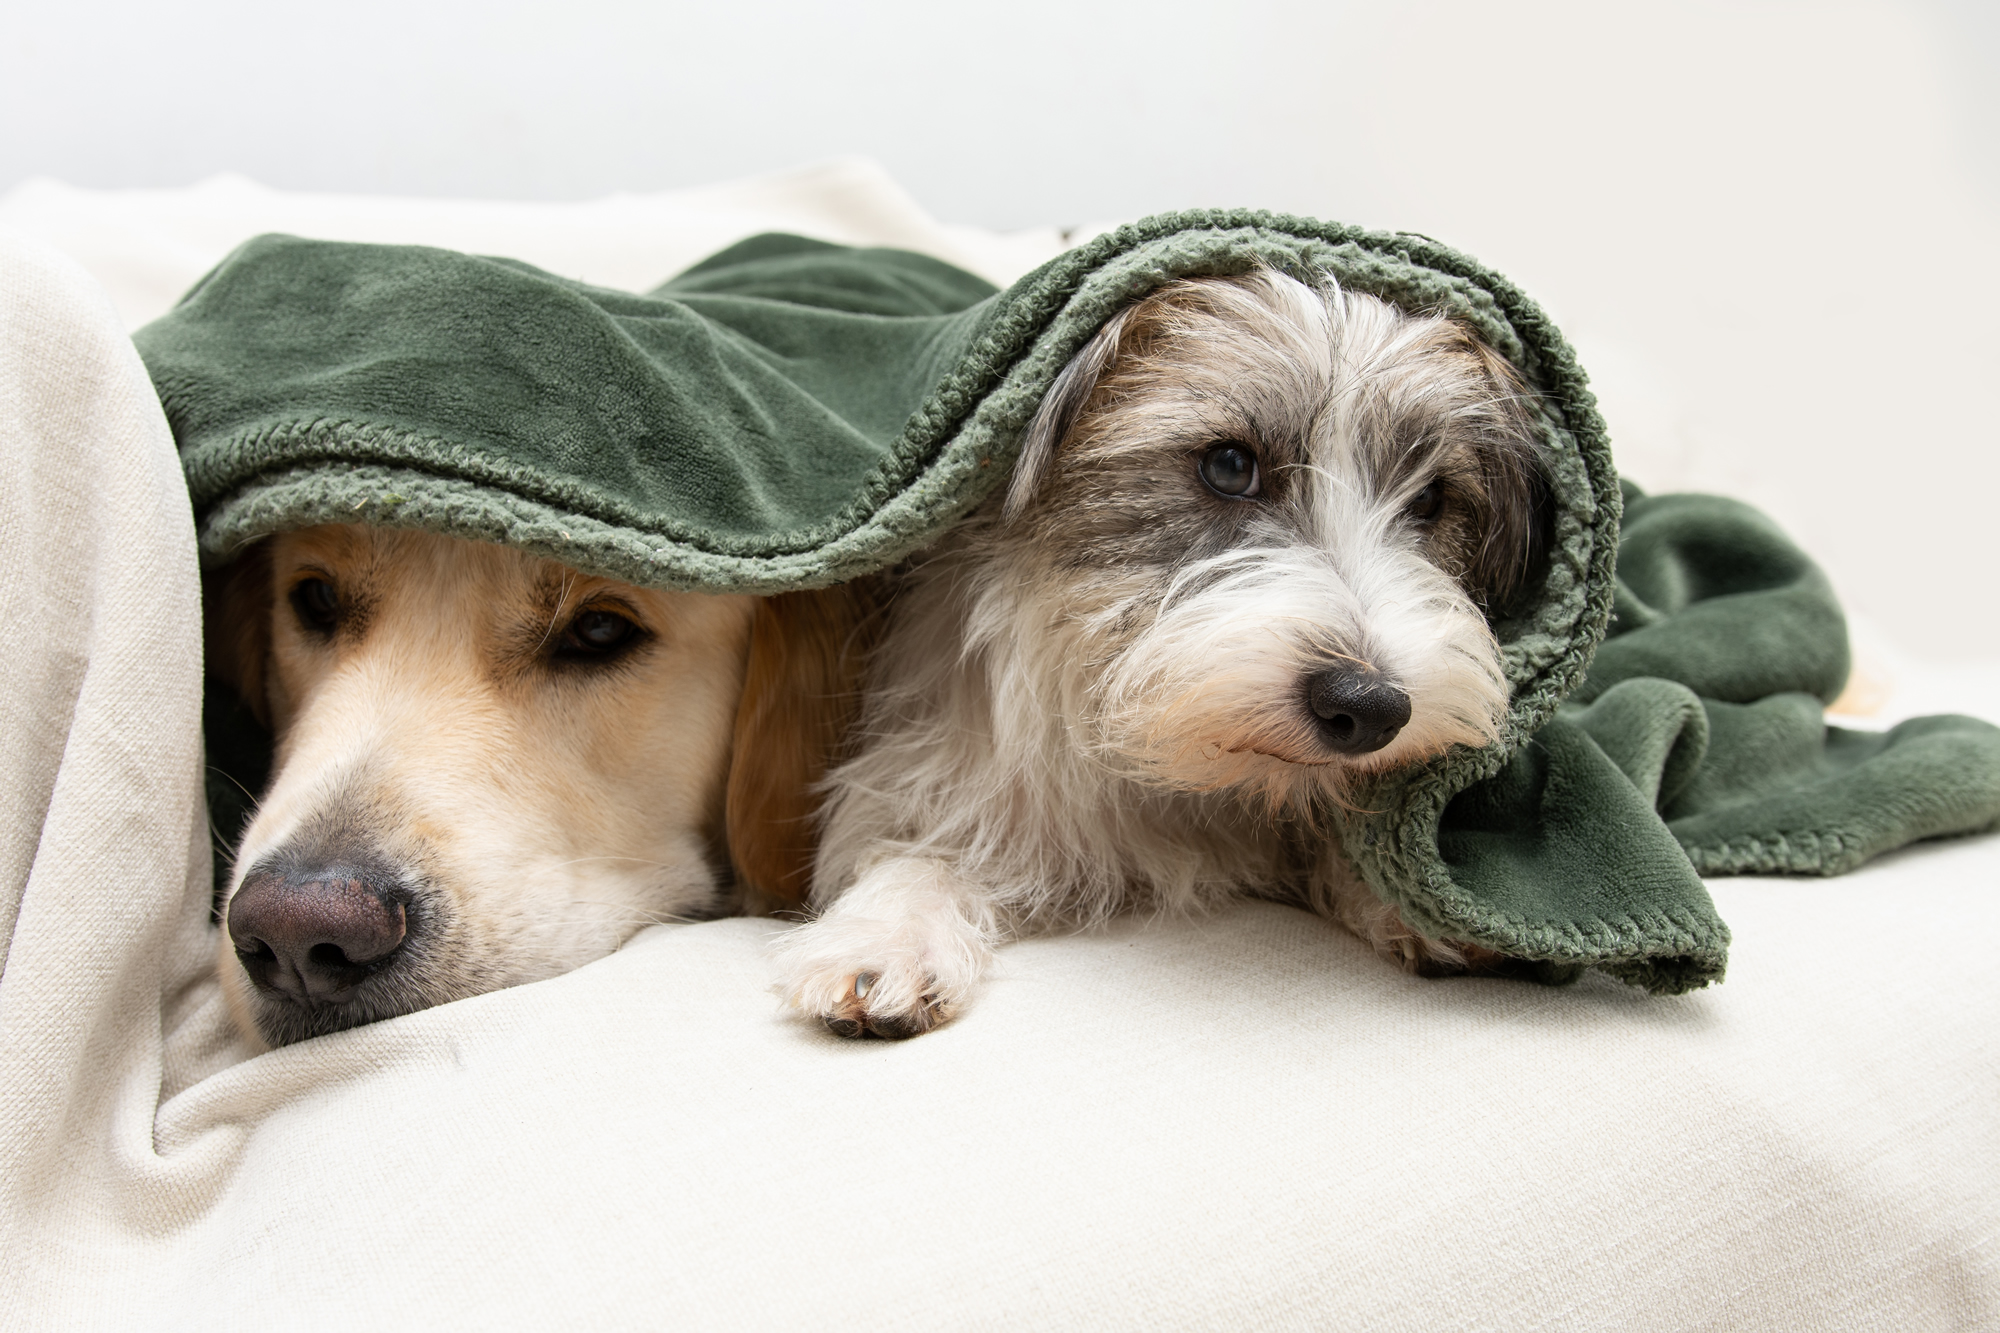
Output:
[773, 861, 994, 1040]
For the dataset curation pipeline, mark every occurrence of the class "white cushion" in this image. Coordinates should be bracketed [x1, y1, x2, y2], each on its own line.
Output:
[106, 842, 2000, 1327]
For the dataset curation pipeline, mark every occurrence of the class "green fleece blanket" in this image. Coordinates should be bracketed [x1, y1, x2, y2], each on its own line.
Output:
[135, 217, 2000, 994]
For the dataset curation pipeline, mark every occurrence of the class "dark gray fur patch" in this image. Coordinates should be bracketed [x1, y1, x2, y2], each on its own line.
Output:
[1010, 272, 1548, 626]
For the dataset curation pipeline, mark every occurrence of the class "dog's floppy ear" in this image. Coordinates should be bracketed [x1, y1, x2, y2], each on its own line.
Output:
[202, 541, 274, 728]
[1005, 305, 1135, 519]
[1462, 338, 1554, 615]
[725, 580, 887, 912]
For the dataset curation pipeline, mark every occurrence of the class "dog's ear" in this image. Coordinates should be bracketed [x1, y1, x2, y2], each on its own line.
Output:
[1005, 304, 1136, 519]
[203, 541, 274, 729]
[1462, 339, 1554, 615]
[725, 580, 887, 912]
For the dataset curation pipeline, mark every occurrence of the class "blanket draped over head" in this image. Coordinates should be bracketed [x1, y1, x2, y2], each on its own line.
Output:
[134, 217, 2000, 994]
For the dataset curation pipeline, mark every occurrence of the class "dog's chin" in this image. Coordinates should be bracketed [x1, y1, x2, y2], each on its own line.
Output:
[240, 985, 431, 1048]
[1105, 712, 1498, 817]
[218, 884, 701, 1048]
[216, 932, 468, 1050]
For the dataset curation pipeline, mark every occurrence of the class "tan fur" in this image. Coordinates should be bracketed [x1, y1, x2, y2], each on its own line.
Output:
[203, 538, 272, 727]
[210, 524, 771, 1047]
[726, 581, 887, 912]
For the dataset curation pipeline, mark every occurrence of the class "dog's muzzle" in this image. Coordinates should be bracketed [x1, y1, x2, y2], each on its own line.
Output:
[1306, 667, 1411, 755]
[228, 861, 410, 1005]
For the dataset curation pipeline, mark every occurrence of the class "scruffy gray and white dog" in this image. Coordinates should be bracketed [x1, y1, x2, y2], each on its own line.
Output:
[775, 267, 1549, 1038]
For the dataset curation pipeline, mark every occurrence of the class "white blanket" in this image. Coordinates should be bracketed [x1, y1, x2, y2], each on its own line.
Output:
[2, 178, 1997, 1331]
[0, 158, 1076, 329]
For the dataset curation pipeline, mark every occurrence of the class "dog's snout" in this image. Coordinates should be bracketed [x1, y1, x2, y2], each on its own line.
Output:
[1306, 668, 1412, 755]
[228, 866, 408, 1002]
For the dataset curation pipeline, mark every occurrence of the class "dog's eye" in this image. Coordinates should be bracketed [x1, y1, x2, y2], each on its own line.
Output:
[1198, 442, 1261, 499]
[1408, 481, 1446, 523]
[289, 578, 340, 634]
[559, 608, 640, 657]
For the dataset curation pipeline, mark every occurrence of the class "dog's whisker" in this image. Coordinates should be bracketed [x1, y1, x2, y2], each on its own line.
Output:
[556, 899, 707, 929]
[206, 763, 263, 810]
[539, 854, 682, 873]
[534, 570, 578, 650]
[206, 817, 241, 867]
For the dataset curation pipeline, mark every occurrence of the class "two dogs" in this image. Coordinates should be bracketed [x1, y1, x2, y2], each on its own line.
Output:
[211, 266, 1546, 1046]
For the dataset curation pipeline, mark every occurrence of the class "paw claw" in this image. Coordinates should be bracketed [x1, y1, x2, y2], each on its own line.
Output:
[818, 991, 943, 1041]
[863, 1003, 938, 1041]
[813, 974, 941, 1041]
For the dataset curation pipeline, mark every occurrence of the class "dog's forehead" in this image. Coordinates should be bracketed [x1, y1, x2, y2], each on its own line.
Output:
[1067, 335, 1493, 494]
[270, 523, 663, 614]
[270, 522, 378, 569]
[266, 520, 720, 636]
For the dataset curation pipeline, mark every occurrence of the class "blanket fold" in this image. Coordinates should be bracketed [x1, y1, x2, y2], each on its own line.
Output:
[1393, 483, 2000, 990]
[1589, 485, 2000, 878]
[134, 219, 2000, 994]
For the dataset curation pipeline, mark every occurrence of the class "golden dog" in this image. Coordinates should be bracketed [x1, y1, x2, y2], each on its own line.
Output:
[207, 524, 872, 1047]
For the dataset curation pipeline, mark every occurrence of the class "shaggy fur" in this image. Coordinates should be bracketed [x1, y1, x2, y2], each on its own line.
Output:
[208, 525, 875, 1048]
[775, 268, 1548, 1039]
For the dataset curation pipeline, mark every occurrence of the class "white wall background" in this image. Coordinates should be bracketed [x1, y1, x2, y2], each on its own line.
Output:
[4, 0, 1997, 659]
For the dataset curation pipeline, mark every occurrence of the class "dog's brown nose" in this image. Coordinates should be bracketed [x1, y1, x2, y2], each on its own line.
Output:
[1307, 668, 1411, 755]
[227, 867, 408, 1003]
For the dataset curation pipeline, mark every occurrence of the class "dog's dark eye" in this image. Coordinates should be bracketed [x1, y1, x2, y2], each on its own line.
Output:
[559, 608, 640, 658]
[1409, 481, 1446, 523]
[289, 578, 340, 634]
[1199, 442, 1261, 499]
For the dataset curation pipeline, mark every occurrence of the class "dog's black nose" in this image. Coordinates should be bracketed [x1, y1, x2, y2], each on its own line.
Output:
[1306, 667, 1411, 755]
[227, 865, 408, 1002]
